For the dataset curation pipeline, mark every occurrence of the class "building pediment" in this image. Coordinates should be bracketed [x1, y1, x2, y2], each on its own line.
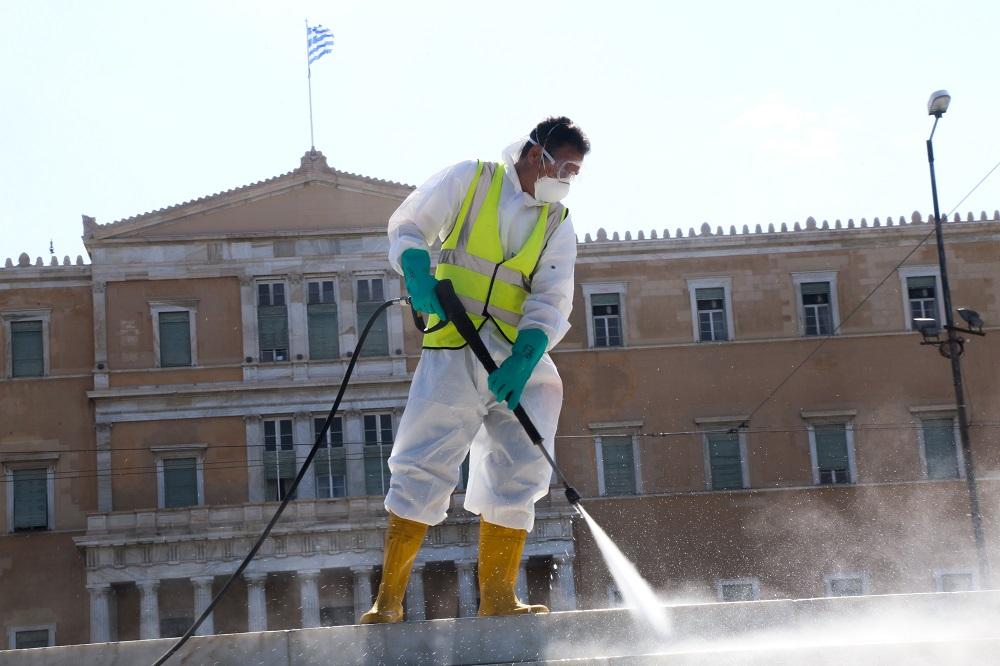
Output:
[82, 150, 414, 247]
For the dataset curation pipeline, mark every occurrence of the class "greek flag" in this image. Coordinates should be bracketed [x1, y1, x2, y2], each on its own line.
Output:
[307, 24, 334, 65]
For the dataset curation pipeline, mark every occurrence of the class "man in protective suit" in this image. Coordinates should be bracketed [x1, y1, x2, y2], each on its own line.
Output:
[360, 116, 589, 623]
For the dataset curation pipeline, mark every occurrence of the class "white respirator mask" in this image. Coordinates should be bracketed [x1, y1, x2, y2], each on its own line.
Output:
[533, 176, 571, 203]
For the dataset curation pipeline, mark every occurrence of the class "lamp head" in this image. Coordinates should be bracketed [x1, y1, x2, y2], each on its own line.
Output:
[928, 90, 951, 118]
[957, 308, 984, 329]
[914, 318, 940, 339]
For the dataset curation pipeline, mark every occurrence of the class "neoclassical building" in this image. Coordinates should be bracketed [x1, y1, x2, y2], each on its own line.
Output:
[2, 149, 999, 650]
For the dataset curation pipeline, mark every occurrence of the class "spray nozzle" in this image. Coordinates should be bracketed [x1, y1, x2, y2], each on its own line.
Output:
[565, 485, 582, 505]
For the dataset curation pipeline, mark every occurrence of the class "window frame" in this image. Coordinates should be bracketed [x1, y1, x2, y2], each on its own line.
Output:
[306, 277, 341, 361]
[582, 282, 628, 348]
[686, 277, 734, 342]
[262, 417, 297, 501]
[313, 415, 346, 499]
[802, 410, 858, 486]
[824, 572, 870, 597]
[2, 309, 51, 378]
[696, 417, 749, 491]
[355, 275, 390, 358]
[913, 408, 965, 480]
[591, 421, 643, 496]
[8, 623, 56, 650]
[3, 454, 58, 533]
[933, 567, 979, 592]
[363, 411, 395, 496]
[256, 280, 290, 363]
[898, 266, 943, 332]
[152, 445, 207, 509]
[792, 271, 840, 337]
[715, 578, 761, 602]
[149, 300, 199, 368]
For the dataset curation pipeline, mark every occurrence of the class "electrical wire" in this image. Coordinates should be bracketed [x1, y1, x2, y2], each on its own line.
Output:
[150, 297, 405, 666]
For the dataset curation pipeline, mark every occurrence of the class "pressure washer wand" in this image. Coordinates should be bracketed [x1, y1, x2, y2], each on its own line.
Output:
[432, 280, 582, 505]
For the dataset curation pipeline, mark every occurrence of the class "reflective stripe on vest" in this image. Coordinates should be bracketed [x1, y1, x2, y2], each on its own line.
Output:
[422, 161, 567, 349]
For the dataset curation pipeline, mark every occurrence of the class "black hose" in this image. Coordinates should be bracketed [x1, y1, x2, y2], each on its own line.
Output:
[151, 297, 406, 666]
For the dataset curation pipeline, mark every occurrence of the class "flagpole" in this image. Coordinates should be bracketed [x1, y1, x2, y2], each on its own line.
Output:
[305, 20, 316, 150]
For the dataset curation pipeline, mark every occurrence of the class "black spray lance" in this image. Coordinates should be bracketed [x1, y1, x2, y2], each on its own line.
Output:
[412, 279, 582, 505]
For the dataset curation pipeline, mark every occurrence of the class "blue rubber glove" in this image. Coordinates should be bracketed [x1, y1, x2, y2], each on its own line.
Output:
[488, 328, 548, 410]
[400, 248, 445, 320]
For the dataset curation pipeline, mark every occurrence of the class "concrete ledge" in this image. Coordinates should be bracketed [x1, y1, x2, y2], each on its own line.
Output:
[6, 591, 1000, 665]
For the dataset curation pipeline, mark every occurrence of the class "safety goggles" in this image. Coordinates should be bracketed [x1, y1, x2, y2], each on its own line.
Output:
[527, 137, 586, 181]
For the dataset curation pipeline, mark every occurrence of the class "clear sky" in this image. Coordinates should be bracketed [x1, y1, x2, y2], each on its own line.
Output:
[2, 0, 999, 265]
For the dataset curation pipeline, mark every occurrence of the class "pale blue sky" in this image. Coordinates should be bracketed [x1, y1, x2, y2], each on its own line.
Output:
[2, 0, 998, 264]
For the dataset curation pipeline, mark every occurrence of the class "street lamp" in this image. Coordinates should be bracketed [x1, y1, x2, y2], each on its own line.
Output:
[924, 89, 991, 587]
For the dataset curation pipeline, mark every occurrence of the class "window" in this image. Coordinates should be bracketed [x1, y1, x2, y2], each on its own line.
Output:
[687, 278, 734, 342]
[934, 569, 978, 592]
[824, 573, 869, 597]
[153, 447, 206, 509]
[9, 625, 55, 650]
[3, 310, 50, 378]
[792, 272, 840, 337]
[258, 282, 289, 362]
[716, 578, 760, 602]
[307, 280, 340, 360]
[11, 469, 49, 531]
[264, 418, 296, 501]
[805, 419, 856, 485]
[702, 427, 748, 491]
[356, 278, 388, 357]
[363, 413, 393, 495]
[898, 267, 942, 331]
[919, 416, 963, 480]
[596, 434, 639, 496]
[160, 616, 194, 639]
[314, 416, 346, 498]
[4, 457, 56, 533]
[150, 301, 198, 368]
[582, 283, 627, 348]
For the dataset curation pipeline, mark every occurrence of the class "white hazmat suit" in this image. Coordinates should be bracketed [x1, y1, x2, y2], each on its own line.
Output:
[385, 140, 577, 531]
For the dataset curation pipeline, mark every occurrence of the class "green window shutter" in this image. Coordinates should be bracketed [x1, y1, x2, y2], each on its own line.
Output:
[159, 311, 192, 367]
[357, 301, 389, 357]
[591, 293, 620, 307]
[601, 436, 636, 496]
[13, 468, 48, 530]
[696, 287, 725, 302]
[924, 418, 959, 479]
[364, 446, 391, 495]
[814, 424, 850, 482]
[15, 629, 51, 649]
[315, 448, 347, 498]
[163, 458, 199, 508]
[258, 306, 289, 353]
[11, 320, 44, 377]
[264, 450, 297, 480]
[800, 282, 830, 296]
[907, 276, 936, 289]
[708, 432, 743, 490]
[307, 302, 340, 360]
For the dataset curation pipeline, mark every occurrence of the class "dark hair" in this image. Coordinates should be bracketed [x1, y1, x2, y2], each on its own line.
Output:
[519, 116, 591, 159]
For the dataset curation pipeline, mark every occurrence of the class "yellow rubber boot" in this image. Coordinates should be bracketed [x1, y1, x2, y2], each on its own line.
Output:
[477, 517, 549, 616]
[359, 512, 428, 624]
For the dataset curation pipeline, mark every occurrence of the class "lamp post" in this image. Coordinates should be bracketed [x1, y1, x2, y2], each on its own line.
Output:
[925, 89, 991, 587]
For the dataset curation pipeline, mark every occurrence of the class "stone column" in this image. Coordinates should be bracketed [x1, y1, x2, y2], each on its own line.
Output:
[245, 572, 268, 633]
[239, 275, 258, 372]
[338, 273, 357, 355]
[516, 556, 530, 603]
[550, 554, 577, 611]
[191, 576, 215, 636]
[344, 410, 366, 497]
[405, 562, 426, 621]
[456, 559, 478, 618]
[294, 411, 317, 499]
[244, 415, 264, 502]
[351, 565, 373, 624]
[137, 579, 160, 640]
[95, 422, 113, 512]
[92, 280, 110, 390]
[88, 583, 112, 644]
[287, 273, 307, 365]
[299, 569, 321, 629]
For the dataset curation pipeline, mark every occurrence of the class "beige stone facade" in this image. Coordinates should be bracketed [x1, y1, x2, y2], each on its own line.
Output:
[1, 149, 998, 649]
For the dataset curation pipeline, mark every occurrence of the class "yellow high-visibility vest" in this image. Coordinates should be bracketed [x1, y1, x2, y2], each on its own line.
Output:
[422, 161, 567, 349]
